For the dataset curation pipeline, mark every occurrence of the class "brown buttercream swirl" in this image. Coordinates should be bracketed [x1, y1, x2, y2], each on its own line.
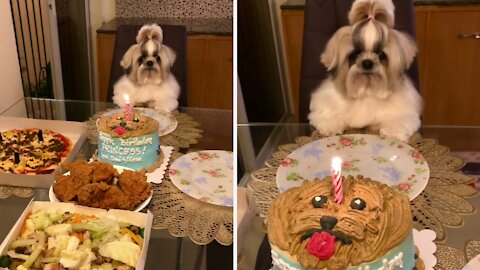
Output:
[98, 112, 158, 138]
[267, 175, 412, 270]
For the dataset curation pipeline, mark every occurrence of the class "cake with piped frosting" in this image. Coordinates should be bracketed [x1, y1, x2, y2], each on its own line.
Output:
[97, 112, 161, 170]
[267, 175, 423, 270]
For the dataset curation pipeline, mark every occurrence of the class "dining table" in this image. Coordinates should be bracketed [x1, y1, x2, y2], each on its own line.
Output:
[0, 97, 233, 270]
[237, 123, 480, 270]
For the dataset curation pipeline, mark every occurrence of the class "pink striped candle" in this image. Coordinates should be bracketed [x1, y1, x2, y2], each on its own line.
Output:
[124, 94, 132, 121]
[331, 157, 343, 204]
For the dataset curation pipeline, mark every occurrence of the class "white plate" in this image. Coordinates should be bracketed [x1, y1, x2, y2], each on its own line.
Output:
[101, 108, 178, 136]
[169, 150, 233, 207]
[276, 134, 430, 200]
[49, 165, 153, 212]
[413, 229, 437, 270]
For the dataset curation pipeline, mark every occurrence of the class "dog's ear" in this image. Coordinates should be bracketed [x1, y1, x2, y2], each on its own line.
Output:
[267, 186, 303, 252]
[120, 44, 140, 70]
[386, 30, 417, 71]
[162, 44, 176, 67]
[321, 26, 352, 71]
[370, 186, 412, 257]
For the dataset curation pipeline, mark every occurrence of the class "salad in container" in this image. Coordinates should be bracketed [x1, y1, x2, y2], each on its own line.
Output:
[0, 201, 152, 270]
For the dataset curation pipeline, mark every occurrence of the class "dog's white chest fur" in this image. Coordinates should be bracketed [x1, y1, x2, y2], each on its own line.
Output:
[113, 75, 180, 112]
[309, 79, 422, 142]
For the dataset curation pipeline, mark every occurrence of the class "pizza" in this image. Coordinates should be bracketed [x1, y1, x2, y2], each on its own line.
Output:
[0, 128, 72, 174]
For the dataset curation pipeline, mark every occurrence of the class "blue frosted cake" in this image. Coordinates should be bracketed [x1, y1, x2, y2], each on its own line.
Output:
[267, 176, 422, 270]
[97, 112, 160, 170]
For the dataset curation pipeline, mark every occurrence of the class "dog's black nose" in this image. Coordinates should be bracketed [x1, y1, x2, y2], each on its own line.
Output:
[320, 216, 338, 230]
[146, 60, 154, 67]
[362, 59, 374, 70]
[119, 122, 127, 127]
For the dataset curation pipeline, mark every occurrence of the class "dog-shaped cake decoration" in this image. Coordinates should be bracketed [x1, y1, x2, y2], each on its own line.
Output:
[267, 176, 413, 270]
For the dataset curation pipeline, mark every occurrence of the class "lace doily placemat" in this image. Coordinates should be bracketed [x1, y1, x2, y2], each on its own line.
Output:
[248, 130, 479, 270]
[86, 109, 203, 151]
[150, 151, 233, 246]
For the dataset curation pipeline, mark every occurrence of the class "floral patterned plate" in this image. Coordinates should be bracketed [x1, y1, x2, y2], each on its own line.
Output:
[101, 108, 178, 136]
[276, 134, 429, 200]
[169, 150, 233, 207]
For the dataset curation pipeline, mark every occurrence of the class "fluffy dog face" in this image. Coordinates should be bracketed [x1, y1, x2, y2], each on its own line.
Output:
[267, 176, 411, 270]
[120, 24, 176, 86]
[321, 2, 417, 100]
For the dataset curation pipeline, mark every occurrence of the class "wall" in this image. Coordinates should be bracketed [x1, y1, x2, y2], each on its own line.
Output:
[90, 0, 116, 101]
[116, 0, 233, 18]
[0, 1, 26, 117]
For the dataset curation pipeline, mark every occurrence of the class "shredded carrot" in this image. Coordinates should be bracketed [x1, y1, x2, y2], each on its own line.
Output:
[68, 214, 97, 224]
[20, 212, 32, 235]
[120, 228, 143, 246]
[72, 232, 84, 242]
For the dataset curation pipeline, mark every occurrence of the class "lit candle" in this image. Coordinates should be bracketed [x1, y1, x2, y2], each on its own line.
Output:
[124, 94, 132, 121]
[331, 156, 343, 204]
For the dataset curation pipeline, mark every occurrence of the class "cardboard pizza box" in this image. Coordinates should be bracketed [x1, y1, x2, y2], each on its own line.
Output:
[0, 200, 153, 270]
[0, 116, 87, 188]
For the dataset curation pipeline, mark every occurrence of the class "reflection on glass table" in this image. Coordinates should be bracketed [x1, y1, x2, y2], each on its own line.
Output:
[237, 123, 480, 270]
[0, 98, 233, 270]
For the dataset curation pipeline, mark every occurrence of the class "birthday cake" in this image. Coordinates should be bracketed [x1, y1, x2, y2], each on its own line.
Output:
[267, 175, 423, 270]
[97, 112, 161, 170]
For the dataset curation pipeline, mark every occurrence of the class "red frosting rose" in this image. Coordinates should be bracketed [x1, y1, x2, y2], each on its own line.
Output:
[306, 232, 336, 260]
[411, 151, 422, 159]
[114, 126, 126, 135]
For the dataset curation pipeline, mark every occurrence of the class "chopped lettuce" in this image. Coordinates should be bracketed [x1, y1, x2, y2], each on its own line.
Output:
[30, 210, 52, 230]
[59, 248, 96, 269]
[45, 224, 72, 236]
[99, 241, 140, 267]
[47, 235, 70, 257]
[72, 219, 118, 240]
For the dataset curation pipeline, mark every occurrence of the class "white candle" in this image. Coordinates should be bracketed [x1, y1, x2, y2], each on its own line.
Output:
[331, 156, 343, 204]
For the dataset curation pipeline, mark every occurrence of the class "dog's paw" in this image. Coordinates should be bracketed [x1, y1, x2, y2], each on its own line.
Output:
[310, 119, 345, 137]
[379, 127, 411, 142]
[153, 99, 178, 113]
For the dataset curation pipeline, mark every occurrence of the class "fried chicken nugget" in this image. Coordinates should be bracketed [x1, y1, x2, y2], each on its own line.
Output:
[77, 183, 131, 210]
[53, 174, 78, 202]
[62, 160, 94, 185]
[91, 161, 119, 183]
[117, 170, 152, 207]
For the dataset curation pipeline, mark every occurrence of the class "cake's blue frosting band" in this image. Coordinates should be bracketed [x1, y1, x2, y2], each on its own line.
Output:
[272, 231, 415, 270]
[98, 131, 160, 170]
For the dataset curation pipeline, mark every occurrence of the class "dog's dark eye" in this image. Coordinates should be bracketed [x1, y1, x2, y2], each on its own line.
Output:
[138, 56, 145, 64]
[377, 51, 387, 61]
[116, 116, 123, 120]
[133, 118, 140, 122]
[156, 55, 161, 62]
[312, 195, 328, 208]
[349, 51, 360, 61]
[350, 198, 366, 210]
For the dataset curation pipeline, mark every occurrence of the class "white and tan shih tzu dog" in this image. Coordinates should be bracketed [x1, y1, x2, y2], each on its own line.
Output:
[308, 0, 422, 142]
[113, 24, 180, 112]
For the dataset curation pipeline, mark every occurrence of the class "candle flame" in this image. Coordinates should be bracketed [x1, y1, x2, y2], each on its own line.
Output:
[331, 156, 342, 173]
[123, 94, 130, 102]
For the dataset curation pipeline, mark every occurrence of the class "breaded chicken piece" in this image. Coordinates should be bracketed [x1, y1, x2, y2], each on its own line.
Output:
[117, 170, 152, 207]
[62, 160, 94, 184]
[53, 174, 78, 202]
[91, 161, 119, 183]
[77, 183, 131, 210]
